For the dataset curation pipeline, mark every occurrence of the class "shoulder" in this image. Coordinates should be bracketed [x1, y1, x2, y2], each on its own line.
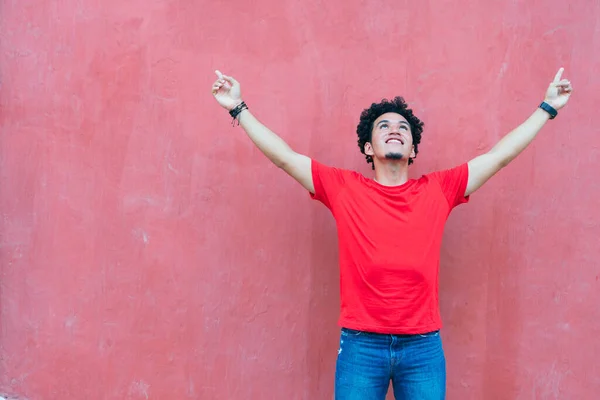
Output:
[424, 163, 469, 185]
[312, 159, 362, 182]
[422, 163, 471, 207]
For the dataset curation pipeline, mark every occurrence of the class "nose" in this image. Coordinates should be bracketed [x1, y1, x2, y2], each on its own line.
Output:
[388, 122, 403, 134]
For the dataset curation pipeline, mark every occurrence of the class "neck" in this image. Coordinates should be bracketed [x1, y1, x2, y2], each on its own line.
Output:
[373, 159, 410, 186]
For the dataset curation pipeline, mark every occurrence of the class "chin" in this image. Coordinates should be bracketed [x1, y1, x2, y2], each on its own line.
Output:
[384, 152, 404, 160]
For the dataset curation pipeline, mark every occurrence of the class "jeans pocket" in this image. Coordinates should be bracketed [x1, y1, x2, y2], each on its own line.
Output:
[341, 328, 363, 336]
[418, 330, 440, 338]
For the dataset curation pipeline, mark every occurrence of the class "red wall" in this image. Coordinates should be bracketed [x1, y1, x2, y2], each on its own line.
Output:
[1, 1, 599, 399]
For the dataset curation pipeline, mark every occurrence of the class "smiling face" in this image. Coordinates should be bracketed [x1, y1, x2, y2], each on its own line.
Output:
[363, 112, 416, 164]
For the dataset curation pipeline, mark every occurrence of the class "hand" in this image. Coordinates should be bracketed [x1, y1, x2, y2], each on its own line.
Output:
[211, 70, 243, 111]
[544, 67, 573, 110]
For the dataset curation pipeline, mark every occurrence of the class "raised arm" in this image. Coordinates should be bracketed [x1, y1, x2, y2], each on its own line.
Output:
[465, 67, 573, 196]
[211, 70, 314, 193]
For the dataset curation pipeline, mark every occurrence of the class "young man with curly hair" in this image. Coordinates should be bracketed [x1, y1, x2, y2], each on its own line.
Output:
[211, 69, 573, 400]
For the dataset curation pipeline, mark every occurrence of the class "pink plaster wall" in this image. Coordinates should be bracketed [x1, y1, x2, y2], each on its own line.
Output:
[1, 1, 599, 398]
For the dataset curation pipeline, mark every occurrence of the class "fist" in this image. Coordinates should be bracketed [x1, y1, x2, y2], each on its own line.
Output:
[544, 67, 573, 110]
[211, 70, 243, 111]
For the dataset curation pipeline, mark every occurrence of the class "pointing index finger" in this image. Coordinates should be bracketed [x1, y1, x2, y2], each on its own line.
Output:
[215, 70, 224, 79]
[222, 74, 236, 85]
[553, 67, 564, 83]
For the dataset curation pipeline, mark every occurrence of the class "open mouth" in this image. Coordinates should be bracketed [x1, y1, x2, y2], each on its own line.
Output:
[386, 137, 405, 145]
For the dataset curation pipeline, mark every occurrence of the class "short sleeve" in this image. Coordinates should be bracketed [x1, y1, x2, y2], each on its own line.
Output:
[429, 163, 470, 209]
[309, 159, 349, 210]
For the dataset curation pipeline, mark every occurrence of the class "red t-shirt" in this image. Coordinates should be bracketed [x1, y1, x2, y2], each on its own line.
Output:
[310, 159, 470, 334]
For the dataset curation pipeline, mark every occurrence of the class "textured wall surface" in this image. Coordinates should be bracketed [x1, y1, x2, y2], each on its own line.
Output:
[1, 0, 599, 399]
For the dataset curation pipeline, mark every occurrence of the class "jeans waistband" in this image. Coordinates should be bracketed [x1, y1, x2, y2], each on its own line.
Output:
[341, 327, 440, 337]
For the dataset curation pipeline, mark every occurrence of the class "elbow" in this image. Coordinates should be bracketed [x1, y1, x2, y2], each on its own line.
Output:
[273, 157, 288, 170]
[498, 157, 511, 169]
[488, 150, 512, 169]
[273, 149, 297, 170]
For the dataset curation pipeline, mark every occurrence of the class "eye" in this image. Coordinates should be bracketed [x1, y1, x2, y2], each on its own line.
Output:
[401, 125, 408, 130]
[380, 123, 388, 129]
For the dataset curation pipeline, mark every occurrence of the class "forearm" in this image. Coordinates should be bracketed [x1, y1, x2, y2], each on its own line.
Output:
[236, 109, 295, 168]
[489, 108, 551, 166]
[465, 68, 571, 196]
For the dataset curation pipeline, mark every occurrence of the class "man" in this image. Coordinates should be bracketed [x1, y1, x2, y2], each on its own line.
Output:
[211, 68, 572, 400]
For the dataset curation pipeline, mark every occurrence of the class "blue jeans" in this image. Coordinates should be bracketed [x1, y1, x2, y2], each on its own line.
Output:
[335, 328, 446, 400]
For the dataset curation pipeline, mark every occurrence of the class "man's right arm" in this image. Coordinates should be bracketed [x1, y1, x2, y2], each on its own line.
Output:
[236, 109, 314, 194]
[212, 70, 314, 194]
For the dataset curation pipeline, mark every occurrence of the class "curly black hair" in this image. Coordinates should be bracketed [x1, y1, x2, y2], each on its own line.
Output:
[356, 96, 424, 169]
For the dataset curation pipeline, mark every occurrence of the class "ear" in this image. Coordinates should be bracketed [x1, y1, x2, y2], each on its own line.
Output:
[410, 146, 416, 159]
[364, 142, 374, 156]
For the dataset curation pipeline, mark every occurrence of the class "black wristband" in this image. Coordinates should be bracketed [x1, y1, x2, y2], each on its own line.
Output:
[229, 101, 248, 126]
[539, 101, 557, 119]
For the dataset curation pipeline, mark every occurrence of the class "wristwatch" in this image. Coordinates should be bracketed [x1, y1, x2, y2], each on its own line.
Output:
[539, 101, 558, 119]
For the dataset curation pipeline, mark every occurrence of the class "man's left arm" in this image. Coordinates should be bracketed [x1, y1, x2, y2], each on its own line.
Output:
[465, 67, 573, 197]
